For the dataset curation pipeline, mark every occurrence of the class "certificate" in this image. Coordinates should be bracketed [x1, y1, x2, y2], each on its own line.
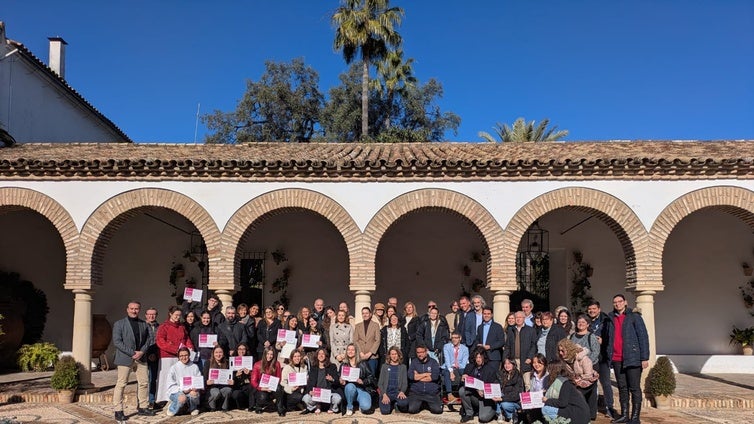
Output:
[341, 366, 360, 382]
[198, 333, 217, 348]
[288, 372, 307, 386]
[259, 373, 280, 391]
[181, 376, 204, 390]
[183, 287, 202, 302]
[464, 375, 484, 390]
[483, 383, 501, 399]
[301, 334, 320, 348]
[277, 329, 298, 344]
[311, 387, 331, 403]
[208, 368, 233, 385]
[229, 356, 253, 371]
[279, 343, 295, 361]
[520, 391, 545, 409]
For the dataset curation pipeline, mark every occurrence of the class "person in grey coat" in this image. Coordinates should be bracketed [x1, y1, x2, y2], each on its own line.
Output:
[112, 301, 154, 422]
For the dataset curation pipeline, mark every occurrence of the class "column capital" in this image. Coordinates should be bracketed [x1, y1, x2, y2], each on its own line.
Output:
[72, 288, 95, 297]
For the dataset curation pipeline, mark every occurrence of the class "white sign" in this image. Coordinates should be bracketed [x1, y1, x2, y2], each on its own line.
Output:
[464, 375, 484, 390]
[288, 372, 308, 387]
[183, 287, 203, 302]
[208, 368, 233, 385]
[483, 383, 501, 399]
[229, 356, 253, 371]
[301, 334, 320, 348]
[520, 391, 545, 410]
[198, 334, 217, 348]
[341, 366, 361, 382]
[279, 343, 296, 361]
[311, 387, 331, 403]
[277, 329, 298, 344]
[259, 373, 280, 391]
[181, 376, 204, 391]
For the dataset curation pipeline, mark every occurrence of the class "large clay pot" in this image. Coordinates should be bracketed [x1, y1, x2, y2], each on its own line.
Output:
[57, 389, 75, 404]
[653, 394, 671, 410]
[743, 345, 754, 356]
[91, 314, 112, 357]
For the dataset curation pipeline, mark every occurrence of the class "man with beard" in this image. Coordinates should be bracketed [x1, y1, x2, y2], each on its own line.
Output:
[217, 306, 247, 357]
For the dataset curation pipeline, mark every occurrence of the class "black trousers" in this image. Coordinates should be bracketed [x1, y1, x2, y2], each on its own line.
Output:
[612, 361, 642, 410]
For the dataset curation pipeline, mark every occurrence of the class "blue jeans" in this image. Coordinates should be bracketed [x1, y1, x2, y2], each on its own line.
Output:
[499, 401, 519, 419]
[542, 404, 559, 420]
[442, 367, 461, 394]
[379, 391, 409, 414]
[147, 359, 158, 404]
[168, 391, 200, 415]
[344, 383, 372, 412]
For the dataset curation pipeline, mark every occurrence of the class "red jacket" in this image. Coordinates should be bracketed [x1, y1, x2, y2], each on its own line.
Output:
[156, 319, 194, 358]
[250, 360, 282, 390]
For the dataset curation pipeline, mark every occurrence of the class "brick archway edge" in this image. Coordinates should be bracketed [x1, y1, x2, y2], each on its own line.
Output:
[77, 188, 222, 289]
[0, 187, 79, 287]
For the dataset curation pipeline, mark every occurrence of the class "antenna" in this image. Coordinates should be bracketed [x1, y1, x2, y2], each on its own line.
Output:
[193, 103, 201, 143]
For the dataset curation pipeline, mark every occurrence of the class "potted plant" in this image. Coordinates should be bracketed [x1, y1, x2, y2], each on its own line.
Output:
[50, 355, 79, 403]
[17, 342, 60, 371]
[730, 326, 754, 355]
[645, 356, 676, 409]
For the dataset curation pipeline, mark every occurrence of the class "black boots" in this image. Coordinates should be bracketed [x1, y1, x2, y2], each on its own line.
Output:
[628, 400, 641, 424]
[610, 401, 629, 423]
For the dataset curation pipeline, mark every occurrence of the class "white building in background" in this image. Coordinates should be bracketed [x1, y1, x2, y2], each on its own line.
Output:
[1, 141, 754, 385]
[0, 22, 129, 143]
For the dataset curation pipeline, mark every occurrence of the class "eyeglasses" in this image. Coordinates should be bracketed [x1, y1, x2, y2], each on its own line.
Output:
[427, 304, 437, 308]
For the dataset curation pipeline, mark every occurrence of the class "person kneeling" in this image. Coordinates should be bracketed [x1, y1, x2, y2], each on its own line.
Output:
[378, 347, 409, 414]
[407, 344, 443, 414]
[249, 347, 281, 414]
[165, 347, 203, 416]
[340, 343, 376, 415]
[459, 348, 498, 423]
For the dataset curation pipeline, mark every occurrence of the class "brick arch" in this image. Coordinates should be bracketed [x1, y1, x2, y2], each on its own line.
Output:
[221, 189, 361, 290]
[0, 187, 78, 287]
[503, 187, 648, 289]
[78, 189, 221, 289]
[361, 189, 506, 291]
[649, 186, 754, 286]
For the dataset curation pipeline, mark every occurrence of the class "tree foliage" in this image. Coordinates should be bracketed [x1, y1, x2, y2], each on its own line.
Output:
[479, 118, 569, 143]
[332, 0, 404, 139]
[202, 58, 324, 143]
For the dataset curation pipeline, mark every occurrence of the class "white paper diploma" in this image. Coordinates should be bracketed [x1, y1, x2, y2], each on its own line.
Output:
[464, 375, 484, 390]
[198, 333, 217, 348]
[288, 372, 307, 386]
[483, 383, 501, 399]
[279, 343, 295, 361]
[341, 366, 361, 382]
[208, 368, 233, 385]
[259, 373, 280, 391]
[311, 387, 331, 403]
[183, 287, 202, 302]
[520, 391, 545, 409]
[301, 334, 320, 348]
[229, 356, 253, 371]
[181, 376, 204, 391]
[277, 329, 298, 344]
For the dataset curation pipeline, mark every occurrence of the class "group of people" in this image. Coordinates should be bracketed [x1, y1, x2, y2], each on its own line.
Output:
[111, 292, 649, 424]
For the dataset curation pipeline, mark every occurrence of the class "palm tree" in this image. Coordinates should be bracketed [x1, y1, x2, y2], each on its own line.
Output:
[372, 48, 416, 130]
[479, 118, 569, 143]
[332, 0, 403, 140]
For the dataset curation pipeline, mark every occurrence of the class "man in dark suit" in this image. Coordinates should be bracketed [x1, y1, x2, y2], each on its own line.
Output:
[506, 311, 537, 388]
[463, 295, 484, 350]
[537, 311, 567, 363]
[474, 306, 506, 370]
[112, 301, 154, 422]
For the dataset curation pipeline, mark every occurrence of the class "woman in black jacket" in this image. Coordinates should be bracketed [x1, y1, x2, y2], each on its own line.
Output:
[459, 348, 498, 423]
[380, 314, 409, 366]
[496, 358, 524, 423]
[339, 343, 376, 415]
[301, 347, 342, 414]
[542, 361, 590, 424]
[256, 306, 281, 359]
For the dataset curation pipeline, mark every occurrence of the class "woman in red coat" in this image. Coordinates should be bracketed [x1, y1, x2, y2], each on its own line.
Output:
[249, 346, 282, 414]
[156, 306, 194, 403]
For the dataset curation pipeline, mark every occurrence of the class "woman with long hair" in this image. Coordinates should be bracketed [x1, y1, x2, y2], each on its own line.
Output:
[542, 360, 590, 424]
[380, 313, 409, 366]
[276, 314, 303, 363]
[156, 306, 194, 404]
[403, 301, 419, 359]
[459, 348, 498, 423]
[339, 343, 375, 415]
[189, 311, 216, 373]
[302, 347, 342, 415]
[249, 346, 282, 414]
[495, 358, 524, 423]
[205, 345, 233, 411]
[558, 338, 599, 421]
[377, 346, 409, 414]
[557, 309, 575, 335]
[249, 304, 262, 326]
[521, 353, 549, 424]
[303, 316, 327, 365]
[256, 306, 281, 359]
[229, 342, 252, 410]
[184, 311, 198, 335]
[297, 307, 312, 331]
[279, 349, 309, 416]
[329, 309, 353, 366]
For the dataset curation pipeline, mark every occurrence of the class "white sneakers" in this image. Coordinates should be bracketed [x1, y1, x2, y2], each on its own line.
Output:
[346, 410, 354, 416]
[191, 409, 200, 416]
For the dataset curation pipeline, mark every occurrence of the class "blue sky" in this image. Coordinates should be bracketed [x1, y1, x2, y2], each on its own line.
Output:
[4, 0, 753, 142]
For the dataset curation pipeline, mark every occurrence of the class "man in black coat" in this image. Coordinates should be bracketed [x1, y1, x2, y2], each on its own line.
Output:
[217, 306, 247, 356]
[506, 311, 537, 386]
[537, 311, 567, 363]
[587, 300, 616, 419]
[112, 301, 154, 421]
[474, 306, 506, 370]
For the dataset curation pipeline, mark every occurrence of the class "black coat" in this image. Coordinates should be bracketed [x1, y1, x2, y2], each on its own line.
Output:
[417, 319, 450, 354]
[506, 325, 538, 373]
[475, 321, 506, 362]
[305, 363, 341, 392]
[405, 317, 420, 357]
[380, 325, 409, 365]
[544, 377, 590, 424]
[497, 369, 525, 403]
[217, 319, 247, 354]
[541, 325, 568, 363]
[256, 318, 281, 357]
[463, 361, 498, 384]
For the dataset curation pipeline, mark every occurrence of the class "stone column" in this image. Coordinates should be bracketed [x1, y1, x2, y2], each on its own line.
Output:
[214, 288, 234, 314]
[71, 289, 93, 388]
[635, 290, 657, 364]
[492, 289, 511, 323]
[353, 290, 373, 323]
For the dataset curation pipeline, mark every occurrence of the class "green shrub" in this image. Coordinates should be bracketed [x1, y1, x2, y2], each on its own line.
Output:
[646, 356, 676, 396]
[16, 342, 60, 372]
[50, 355, 79, 390]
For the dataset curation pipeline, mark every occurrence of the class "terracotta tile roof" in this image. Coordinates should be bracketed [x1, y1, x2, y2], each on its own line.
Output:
[0, 141, 752, 181]
[6, 40, 131, 143]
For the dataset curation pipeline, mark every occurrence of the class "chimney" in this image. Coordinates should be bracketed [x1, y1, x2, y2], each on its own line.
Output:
[48, 36, 67, 79]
